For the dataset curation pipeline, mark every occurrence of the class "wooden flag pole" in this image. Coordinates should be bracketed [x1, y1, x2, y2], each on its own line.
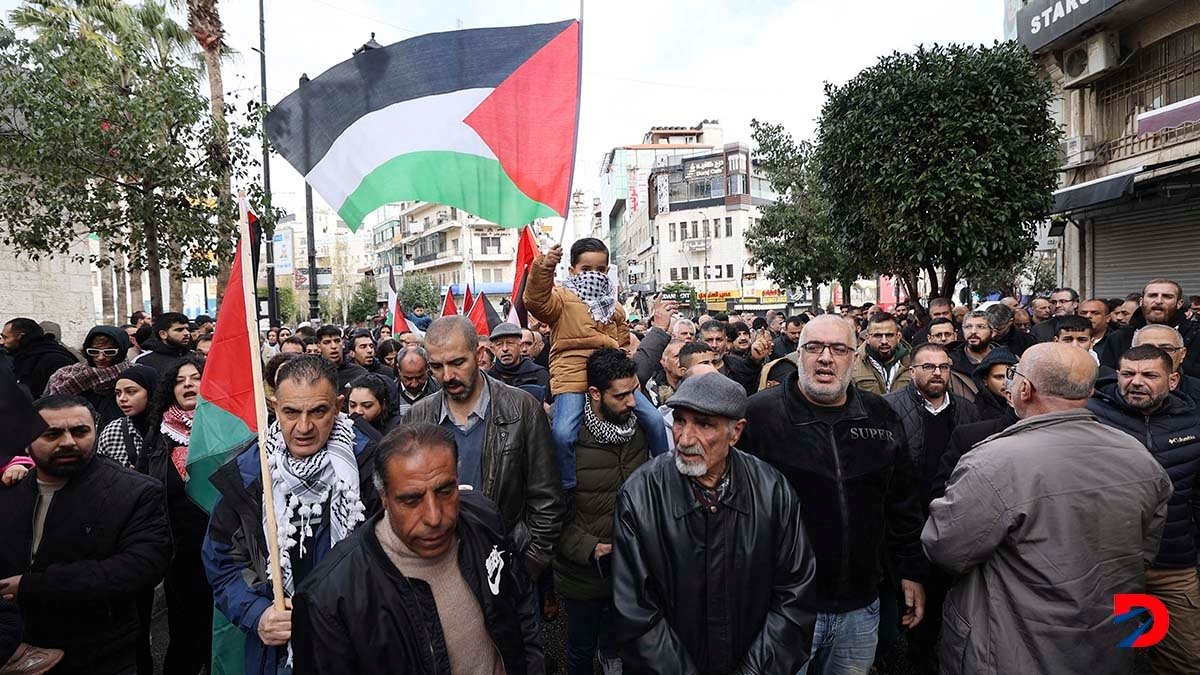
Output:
[238, 190, 286, 611]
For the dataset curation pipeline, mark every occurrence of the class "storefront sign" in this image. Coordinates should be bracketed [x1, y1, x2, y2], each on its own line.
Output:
[684, 158, 724, 180]
[1017, 0, 1124, 53]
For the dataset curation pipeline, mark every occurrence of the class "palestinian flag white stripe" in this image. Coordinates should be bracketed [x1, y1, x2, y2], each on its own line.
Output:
[305, 88, 497, 214]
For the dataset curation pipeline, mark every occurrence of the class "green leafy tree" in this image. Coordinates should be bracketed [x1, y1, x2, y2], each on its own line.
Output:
[747, 120, 869, 304]
[0, 3, 266, 315]
[398, 272, 440, 315]
[813, 41, 1061, 299]
[348, 277, 379, 324]
[260, 284, 296, 324]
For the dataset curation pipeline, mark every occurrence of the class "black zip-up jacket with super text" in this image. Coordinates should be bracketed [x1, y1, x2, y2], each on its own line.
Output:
[740, 373, 927, 613]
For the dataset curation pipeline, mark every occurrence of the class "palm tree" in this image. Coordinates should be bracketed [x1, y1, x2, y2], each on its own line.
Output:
[184, 0, 233, 308]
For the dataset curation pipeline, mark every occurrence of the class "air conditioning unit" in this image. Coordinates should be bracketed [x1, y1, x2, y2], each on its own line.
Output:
[1062, 32, 1119, 89]
[1060, 135, 1096, 168]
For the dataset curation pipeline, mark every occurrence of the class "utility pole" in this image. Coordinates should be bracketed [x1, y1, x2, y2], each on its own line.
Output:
[301, 73, 319, 321]
[259, 0, 279, 326]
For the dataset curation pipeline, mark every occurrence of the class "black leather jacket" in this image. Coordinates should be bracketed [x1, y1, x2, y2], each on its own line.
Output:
[611, 450, 818, 675]
[740, 375, 927, 613]
[404, 378, 564, 576]
[293, 491, 543, 675]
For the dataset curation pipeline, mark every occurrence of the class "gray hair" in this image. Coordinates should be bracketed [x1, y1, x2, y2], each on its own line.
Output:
[985, 303, 1013, 327]
[963, 310, 992, 328]
[671, 318, 696, 333]
[1133, 324, 1184, 347]
[425, 316, 479, 352]
[798, 314, 858, 349]
[396, 346, 430, 368]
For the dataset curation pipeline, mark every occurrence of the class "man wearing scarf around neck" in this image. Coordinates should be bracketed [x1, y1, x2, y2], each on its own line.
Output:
[203, 355, 379, 675]
[851, 312, 913, 395]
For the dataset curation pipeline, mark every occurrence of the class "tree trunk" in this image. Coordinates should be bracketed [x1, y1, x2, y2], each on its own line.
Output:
[924, 264, 940, 299]
[129, 250, 144, 318]
[203, 45, 234, 308]
[98, 235, 115, 324]
[810, 281, 821, 313]
[143, 186, 165, 317]
[840, 279, 853, 305]
[169, 258, 185, 312]
[941, 262, 960, 302]
[114, 249, 127, 325]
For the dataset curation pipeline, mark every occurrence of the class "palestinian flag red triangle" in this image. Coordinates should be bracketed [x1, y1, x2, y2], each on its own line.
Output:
[265, 20, 582, 231]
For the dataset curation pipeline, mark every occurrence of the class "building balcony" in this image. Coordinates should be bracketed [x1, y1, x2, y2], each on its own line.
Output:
[409, 250, 465, 271]
[1097, 121, 1200, 164]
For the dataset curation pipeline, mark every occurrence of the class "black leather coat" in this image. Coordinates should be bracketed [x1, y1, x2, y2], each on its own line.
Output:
[611, 450, 818, 675]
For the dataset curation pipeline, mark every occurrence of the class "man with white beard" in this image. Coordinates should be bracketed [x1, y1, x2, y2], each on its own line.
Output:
[611, 372, 818, 674]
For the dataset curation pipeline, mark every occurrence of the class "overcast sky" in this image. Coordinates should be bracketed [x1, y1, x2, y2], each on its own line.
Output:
[2, 0, 1005, 222]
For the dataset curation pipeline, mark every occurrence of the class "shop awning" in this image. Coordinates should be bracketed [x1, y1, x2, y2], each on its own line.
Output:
[1050, 166, 1143, 214]
[1137, 95, 1200, 137]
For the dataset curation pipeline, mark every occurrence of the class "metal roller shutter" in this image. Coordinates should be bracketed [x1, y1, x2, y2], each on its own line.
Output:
[1091, 195, 1200, 298]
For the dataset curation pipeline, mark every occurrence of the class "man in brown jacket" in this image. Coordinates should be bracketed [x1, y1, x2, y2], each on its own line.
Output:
[524, 238, 667, 491]
[922, 343, 1172, 675]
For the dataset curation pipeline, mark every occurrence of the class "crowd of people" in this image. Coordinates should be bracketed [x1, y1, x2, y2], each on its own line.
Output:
[1, 237, 1198, 675]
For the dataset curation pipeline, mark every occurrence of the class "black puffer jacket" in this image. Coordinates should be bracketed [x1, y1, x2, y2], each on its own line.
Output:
[883, 384, 978, 508]
[0, 455, 172, 675]
[11, 332, 77, 398]
[1088, 379, 1200, 568]
[740, 375, 927, 613]
[929, 408, 1018, 503]
[292, 492, 543, 675]
[611, 449, 817, 675]
[1100, 308, 1200, 377]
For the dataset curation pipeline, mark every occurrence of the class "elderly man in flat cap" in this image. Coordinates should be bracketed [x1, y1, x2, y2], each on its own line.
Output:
[611, 372, 819, 675]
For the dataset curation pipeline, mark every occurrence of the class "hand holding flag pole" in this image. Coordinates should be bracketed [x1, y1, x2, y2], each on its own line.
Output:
[237, 191, 287, 612]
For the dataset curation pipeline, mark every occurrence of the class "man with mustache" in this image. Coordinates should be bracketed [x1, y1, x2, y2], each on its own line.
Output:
[292, 423, 542, 674]
[948, 311, 995, 377]
[740, 315, 927, 675]
[612, 372, 818, 674]
[1088, 345, 1200, 675]
[851, 311, 912, 395]
[1101, 279, 1200, 378]
[403, 317, 563, 581]
[0, 394, 172, 675]
[882, 344, 978, 671]
[131, 312, 194, 374]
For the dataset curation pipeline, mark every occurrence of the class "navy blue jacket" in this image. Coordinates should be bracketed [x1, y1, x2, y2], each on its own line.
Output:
[1088, 379, 1200, 568]
[201, 423, 378, 674]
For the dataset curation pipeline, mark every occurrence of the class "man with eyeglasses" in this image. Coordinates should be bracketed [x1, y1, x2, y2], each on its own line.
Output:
[741, 315, 926, 675]
[1087, 344, 1200, 675]
[924, 343, 1172, 675]
[881, 343, 977, 671]
[1101, 279, 1200, 378]
[1031, 288, 1080, 343]
[851, 312, 912, 395]
[1132, 324, 1200, 400]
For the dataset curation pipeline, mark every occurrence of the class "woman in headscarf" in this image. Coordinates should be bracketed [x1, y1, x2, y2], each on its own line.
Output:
[96, 365, 158, 469]
[45, 325, 132, 429]
[138, 356, 212, 675]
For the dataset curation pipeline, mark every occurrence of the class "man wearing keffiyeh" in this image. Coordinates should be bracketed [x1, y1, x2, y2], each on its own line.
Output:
[202, 355, 379, 675]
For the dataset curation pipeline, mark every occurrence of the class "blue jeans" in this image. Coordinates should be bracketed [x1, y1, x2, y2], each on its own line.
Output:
[563, 597, 616, 675]
[797, 600, 880, 675]
[553, 390, 669, 489]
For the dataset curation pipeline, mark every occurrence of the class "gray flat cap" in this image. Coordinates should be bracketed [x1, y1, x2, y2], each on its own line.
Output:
[666, 372, 747, 419]
[490, 322, 523, 340]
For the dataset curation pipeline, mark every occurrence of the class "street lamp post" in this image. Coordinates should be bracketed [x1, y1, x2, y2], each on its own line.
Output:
[258, 0, 278, 327]
[300, 73, 319, 321]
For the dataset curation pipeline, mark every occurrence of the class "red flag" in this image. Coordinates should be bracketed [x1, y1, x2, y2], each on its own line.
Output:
[392, 298, 412, 334]
[440, 286, 458, 317]
[463, 284, 475, 315]
[509, 225, 539, 327]
[467, 291, 490, 337]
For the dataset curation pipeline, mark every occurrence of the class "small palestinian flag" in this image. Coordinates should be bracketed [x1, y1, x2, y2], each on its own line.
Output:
[462, 284, 475, 315]
[507, 225, 539, 327]
[265, 20, 581, 232]
[440, 286, 458, 318]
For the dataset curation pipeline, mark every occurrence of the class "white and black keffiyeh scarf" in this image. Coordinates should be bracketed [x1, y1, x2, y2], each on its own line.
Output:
[563, 271, 617, 324]
[584, 397, 637, 445]
[263, 414, 365, 597]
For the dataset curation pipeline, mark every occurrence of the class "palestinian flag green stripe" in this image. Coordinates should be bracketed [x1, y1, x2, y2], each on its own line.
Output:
[187, 395, 253, 514]
[337, 151, 558, 232]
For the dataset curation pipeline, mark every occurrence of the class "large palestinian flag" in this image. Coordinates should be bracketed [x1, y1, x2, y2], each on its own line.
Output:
[265, 20, 581, 232]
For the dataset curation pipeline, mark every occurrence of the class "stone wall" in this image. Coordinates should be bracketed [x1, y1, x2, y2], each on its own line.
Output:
[0, 238, 96, 347]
